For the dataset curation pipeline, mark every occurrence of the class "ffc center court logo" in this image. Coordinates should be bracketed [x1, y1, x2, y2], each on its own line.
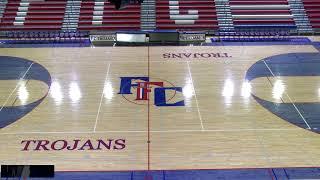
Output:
[118, 77, 185, 107]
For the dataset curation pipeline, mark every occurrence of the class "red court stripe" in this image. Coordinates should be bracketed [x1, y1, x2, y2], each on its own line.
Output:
[147, 46, 151, 171]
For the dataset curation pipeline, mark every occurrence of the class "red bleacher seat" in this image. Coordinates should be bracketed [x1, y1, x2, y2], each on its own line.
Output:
[302, 0, 320, 30]
[156, 0, 218, 30]
[78, 1, 140, 31]
[230, 0, 295, 28]
[0, 0, 317, 33]
[0, 0, 66, 31]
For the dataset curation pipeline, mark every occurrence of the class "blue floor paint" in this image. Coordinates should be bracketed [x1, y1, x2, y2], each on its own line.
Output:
[283, 168, 320, 179]
[55, 171, 132, 180]
[253, 95, 320, 133]
[246, 53, 320, 134]
[3, 168, 319, 180]
[163, 169, 273, 180]
[313, 42, 320, 52]
[0, 56, 51, 129]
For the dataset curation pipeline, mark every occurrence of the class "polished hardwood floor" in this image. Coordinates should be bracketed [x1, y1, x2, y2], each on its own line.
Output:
[0, 45, 319, 171]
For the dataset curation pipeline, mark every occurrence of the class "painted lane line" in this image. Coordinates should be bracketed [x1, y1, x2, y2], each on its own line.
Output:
[93, 62, 111, 132]
[0, 128, 300, 135]
[263, 60, 311, 129]
[187, 61, 205, 131]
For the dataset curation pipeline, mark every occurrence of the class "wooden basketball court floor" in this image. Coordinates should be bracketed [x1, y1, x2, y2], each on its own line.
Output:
[0, 43, 320, 174]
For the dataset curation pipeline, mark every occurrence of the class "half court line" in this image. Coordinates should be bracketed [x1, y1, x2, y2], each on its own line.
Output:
[186, 61, 204, 131]
[93, 62, 111, 132]
[263, 60, 312, 129]
[0, 62, 34, 112]
[147, 45, 151, 171]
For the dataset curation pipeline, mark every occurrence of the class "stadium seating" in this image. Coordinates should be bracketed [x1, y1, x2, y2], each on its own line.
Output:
[3, 30, 89, 44]
[229, 0, 296, 30]
[78, 1, 141, 30]
[0, 0, 66, 31]
[0, 0, 319, 33]
[155, 0, 218, 30]
[302, 0, 320, 30]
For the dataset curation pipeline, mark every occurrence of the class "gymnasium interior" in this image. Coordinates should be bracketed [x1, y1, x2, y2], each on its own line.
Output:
[0, 0, 320, 179]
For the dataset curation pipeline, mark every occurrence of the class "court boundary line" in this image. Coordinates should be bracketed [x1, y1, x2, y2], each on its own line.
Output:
[44, 60, 239, 63]
[54, 165, 320, 173]
[93, 63, 111, 132]
[186, 61, 204, 131]
[0, 128, 300, 135]
[263, 60, 312, 129]
[0, 62, 34, 112]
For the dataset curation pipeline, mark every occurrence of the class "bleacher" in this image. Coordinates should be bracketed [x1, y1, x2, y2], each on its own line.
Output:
[78, 1, 141, 31]
[155, 0, 218, 30]
[229, 0, 296, 30]
[0, 0, 66, 31]
[0, 0, 319, 38]
[302, 0, 320, 30]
